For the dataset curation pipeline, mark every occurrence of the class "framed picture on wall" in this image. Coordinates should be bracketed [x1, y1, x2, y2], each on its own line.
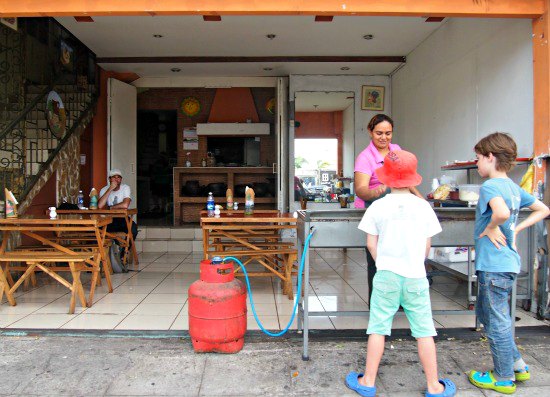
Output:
[361, 86, 384, 111]
[60, 40, 74, 71]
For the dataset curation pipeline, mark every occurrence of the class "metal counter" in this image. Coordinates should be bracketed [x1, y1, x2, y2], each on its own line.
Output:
[296, 208, 535, 360]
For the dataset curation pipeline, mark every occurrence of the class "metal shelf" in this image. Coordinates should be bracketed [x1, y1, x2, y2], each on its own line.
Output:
[440, 158, 531, 183]
[441, 158, 531, 171]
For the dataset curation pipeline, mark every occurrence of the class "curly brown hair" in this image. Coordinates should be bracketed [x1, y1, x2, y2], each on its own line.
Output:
[474, 132, 517, 172]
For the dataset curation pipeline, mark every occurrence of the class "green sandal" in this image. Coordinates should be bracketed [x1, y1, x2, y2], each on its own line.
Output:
[468, 370, 516, 394]
[515, 366, 530, 382]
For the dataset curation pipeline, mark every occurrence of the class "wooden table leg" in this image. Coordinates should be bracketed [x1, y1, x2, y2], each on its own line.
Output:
[202, 227, 209, 260]
[124, 215, 139, 267]
[95, 226, 113, 293]
[283, 253, 298, 300]
[68, 261, 87, 314]
[8, 263, 38, 298]
[87, 256, 100, 307]
[0, 263, 16, 306]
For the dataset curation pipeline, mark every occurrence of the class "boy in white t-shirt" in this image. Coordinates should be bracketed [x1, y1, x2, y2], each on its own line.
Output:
[345, 150, 456, 397]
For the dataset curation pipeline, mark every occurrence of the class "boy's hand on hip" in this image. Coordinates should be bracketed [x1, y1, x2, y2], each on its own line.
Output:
[480, 226, 506, 249]
[511, 231, 518, 251]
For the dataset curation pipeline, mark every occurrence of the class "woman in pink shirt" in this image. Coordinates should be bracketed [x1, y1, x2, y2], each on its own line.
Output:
[355, 114, 423, 305]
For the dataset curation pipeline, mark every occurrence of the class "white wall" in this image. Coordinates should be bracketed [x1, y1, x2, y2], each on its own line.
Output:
[342, 103, 355, 177]
[392, 18, 533, 193]
[289, 75, 391, 210]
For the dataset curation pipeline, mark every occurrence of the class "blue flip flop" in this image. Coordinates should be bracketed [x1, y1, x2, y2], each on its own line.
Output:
[345, 371, 377, 397]
[425, 378, 456, 397]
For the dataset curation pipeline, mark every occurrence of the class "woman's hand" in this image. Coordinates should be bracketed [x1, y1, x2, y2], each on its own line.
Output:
[480, 225, 506, 249]
[373, 185, 387, 198]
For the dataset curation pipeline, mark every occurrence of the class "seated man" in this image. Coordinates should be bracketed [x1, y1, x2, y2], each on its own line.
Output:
[98, 168, 138, 245]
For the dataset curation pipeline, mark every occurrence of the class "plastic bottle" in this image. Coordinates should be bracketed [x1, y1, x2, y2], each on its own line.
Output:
[77, 190, 84, 209]
[431, 178, 440, 192]
[89, 188, 98, 209]
[206, 192, 215, 217]
[226, 188, 233, 210]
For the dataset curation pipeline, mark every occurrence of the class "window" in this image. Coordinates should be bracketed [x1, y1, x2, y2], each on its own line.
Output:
[294, 138, 338, 194]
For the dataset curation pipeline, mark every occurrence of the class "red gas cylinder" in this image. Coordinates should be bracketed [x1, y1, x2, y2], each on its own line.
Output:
[188, 257, 247, 353]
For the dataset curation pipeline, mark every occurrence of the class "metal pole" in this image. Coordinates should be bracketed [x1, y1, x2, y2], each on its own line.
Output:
[511, 279, 517, 338]
[297, 234, 303, 332]
[302, 234, 311, 361]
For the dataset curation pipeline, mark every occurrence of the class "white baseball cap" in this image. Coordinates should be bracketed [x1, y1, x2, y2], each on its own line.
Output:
[108, 169, 123, 178]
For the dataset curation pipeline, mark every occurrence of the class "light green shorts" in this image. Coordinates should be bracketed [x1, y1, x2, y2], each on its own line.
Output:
[367, 270, 437, 338]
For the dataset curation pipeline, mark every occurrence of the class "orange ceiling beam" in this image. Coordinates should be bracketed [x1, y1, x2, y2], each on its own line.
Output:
[1, 0, 544, 18]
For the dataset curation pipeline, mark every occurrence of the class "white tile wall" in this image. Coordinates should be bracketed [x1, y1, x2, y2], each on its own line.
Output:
[142, 240, 168, 252]
[192, 241, 203, 252]
[146, 228, 171, 239]
[168, 240, 193, 253]
[171, 228, 195, 239]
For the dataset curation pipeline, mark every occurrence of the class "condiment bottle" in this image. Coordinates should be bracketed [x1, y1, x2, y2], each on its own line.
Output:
[244, 186, 255, 215]
[89, 188, 98, 209]
[226, 188, 234, 210]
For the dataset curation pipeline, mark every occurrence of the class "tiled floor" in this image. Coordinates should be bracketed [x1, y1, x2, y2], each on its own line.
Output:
[1, 249, 547, 331]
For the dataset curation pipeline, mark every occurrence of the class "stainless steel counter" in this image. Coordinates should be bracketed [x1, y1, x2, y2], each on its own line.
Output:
[296, 207, 535, 360]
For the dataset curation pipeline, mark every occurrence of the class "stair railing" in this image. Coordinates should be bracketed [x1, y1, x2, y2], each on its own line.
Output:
[0, 71, 98, 206]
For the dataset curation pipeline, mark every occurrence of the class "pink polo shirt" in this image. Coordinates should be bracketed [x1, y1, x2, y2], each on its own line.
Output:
[354, 141, 401, 208]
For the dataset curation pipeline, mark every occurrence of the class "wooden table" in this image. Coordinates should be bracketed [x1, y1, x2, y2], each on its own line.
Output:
[200, 210, 298, 299]
[57, 208, 138, 266]
[0, 215, 112, 313]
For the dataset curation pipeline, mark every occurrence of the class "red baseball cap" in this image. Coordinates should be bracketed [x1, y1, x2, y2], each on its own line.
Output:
[375, 150, 422, 188]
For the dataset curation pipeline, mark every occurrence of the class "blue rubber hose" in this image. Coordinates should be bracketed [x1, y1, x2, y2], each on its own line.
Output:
[222, 227, 315, 337]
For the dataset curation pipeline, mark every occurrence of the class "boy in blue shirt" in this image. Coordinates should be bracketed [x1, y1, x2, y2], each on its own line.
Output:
[468, 133, 549, 394]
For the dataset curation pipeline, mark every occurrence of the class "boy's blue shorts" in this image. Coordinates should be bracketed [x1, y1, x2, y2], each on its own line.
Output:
[367, 270, 437, 338]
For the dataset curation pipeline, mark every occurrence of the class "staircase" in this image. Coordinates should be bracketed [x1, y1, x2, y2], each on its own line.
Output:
[0, 78, 97, 206]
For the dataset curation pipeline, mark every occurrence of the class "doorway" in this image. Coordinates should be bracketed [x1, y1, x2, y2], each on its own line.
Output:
[293, 91, 355, 204]
[137, 110, 177, 226]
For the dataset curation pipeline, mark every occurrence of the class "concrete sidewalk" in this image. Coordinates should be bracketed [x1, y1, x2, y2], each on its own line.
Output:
[0, 327, 549, 396]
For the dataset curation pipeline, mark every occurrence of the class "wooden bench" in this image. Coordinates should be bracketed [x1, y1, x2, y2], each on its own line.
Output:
[11, 241, 114, 293]
[207, 248, 298, 299]
[0, 252, 97, 313]
[57, 231, 134, 265]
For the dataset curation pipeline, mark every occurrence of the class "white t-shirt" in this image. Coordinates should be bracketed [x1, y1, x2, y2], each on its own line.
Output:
[358, 193, 441, 278]
[99, 184, 132, 207]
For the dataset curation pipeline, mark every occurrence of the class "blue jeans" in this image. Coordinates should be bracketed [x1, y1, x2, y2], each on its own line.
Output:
[476, 271, 521, 379]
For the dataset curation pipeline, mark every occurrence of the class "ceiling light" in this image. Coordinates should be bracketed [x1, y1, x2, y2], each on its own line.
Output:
[425, 17, 445, 22]
[266, 34, 276, 40]
[203, 15, 222, 22]
[170, 68, 181, 72]
[263, 67, 273, 71]
[340, 67, 350, 71]
[74, 16, 94, 22]
[153, 34, 163, 38]
[363, 34, 374, 40]
[315, 16, 334, 22]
